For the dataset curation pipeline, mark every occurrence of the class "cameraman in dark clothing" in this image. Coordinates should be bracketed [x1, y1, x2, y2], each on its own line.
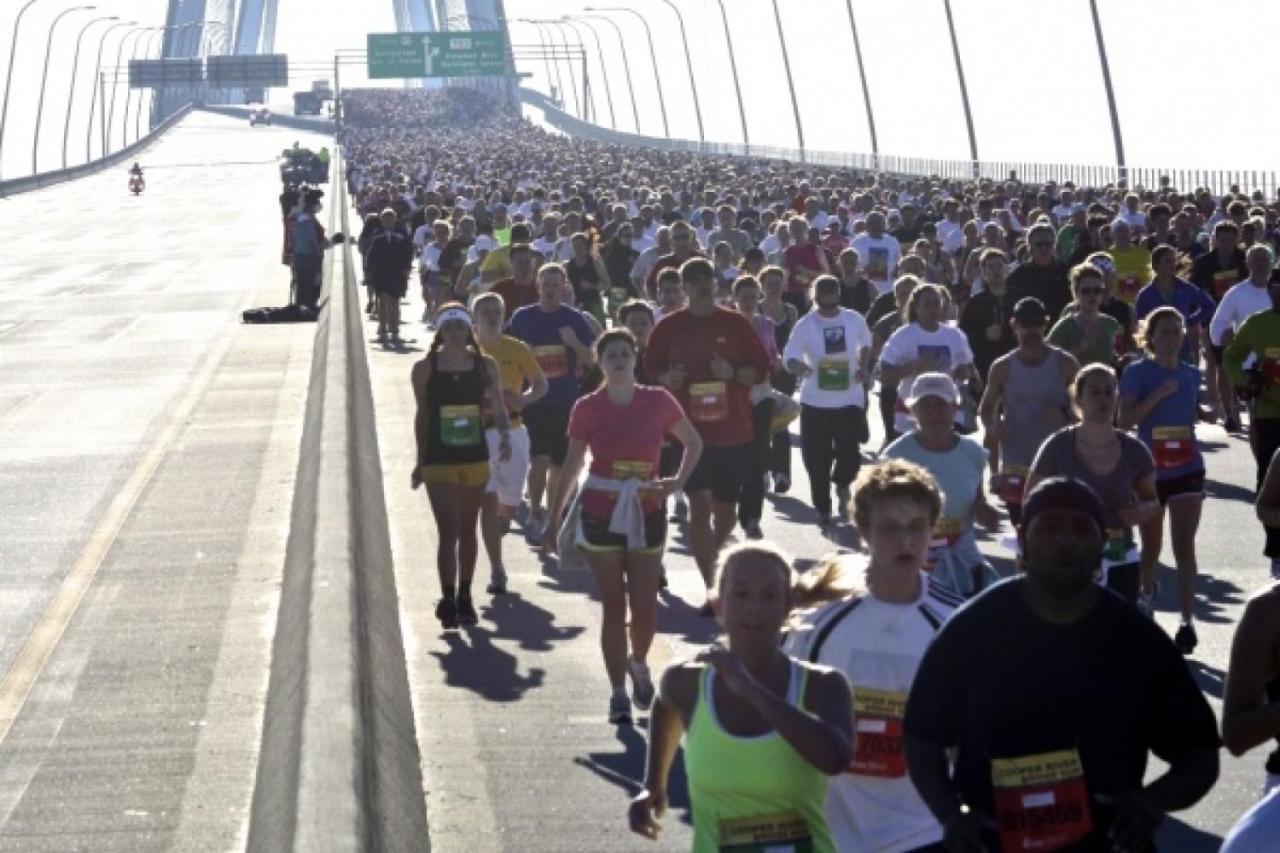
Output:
[366, 208, 414, 345]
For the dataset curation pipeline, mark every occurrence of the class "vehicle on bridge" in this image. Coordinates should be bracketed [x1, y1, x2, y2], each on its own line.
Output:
[249, 106, 272, 126]
[293, 90, 323, 116]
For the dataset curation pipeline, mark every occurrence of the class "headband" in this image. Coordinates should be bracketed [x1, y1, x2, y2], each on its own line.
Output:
[435, 307, 473, 329]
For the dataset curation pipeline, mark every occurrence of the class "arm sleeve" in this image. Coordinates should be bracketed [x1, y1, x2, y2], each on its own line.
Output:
[1223, 316, 1252, 386]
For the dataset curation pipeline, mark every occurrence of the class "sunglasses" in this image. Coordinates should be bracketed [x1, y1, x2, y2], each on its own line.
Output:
[1079, 286, 1105, 296]
[1032, 241, 1054, 248]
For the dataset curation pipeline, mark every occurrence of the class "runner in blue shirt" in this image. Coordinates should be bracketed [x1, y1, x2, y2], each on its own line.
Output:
[1119, 307, 1205, 653]
[1133, 245, 1217, 367]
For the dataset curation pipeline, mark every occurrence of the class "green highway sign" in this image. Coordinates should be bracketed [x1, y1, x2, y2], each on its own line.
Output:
[366, 31, 510, 79]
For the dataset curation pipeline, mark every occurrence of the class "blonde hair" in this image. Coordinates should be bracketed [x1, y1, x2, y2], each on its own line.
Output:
[714, 542, 858, 616]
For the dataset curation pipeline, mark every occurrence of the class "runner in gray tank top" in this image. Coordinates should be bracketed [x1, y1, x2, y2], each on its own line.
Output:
[979, 297, 1079, 525]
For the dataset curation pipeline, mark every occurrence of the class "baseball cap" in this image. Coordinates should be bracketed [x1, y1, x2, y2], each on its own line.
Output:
[906, 372, 960, 406]
[1012, 297, 1048, 327]
[1020, 477, 1108, 537]
[474, 235, 496, 252]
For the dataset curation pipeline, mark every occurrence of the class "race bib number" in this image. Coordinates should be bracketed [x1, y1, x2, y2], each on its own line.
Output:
[992, 749, 1093, 852]
[999, 467, 1029, 506]
[1103, 528, 1128, 564]
[924, 517, 964, 572]
[532, 344, 568, 379]
[1118, 276, 1141, 301]
[439, 404, 481, 447]
[1152, 425, 1194, 470]
[849, 688, 907, 778]
[716, 811, 814, 852]
[1213, 271, 1238, 300]
[690, 381, 729, 423]
[817, 357, 851, 391]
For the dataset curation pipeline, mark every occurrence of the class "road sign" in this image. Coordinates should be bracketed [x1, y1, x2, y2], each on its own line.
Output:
[128, 59, 204, 88]
[207, 54, 288, 88]
[366, 32, 509, 79]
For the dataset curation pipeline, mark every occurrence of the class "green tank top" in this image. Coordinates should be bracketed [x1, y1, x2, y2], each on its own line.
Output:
[685, 660, 834, 852]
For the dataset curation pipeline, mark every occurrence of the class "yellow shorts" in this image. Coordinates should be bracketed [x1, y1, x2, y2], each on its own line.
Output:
[417, 462, 490, 488]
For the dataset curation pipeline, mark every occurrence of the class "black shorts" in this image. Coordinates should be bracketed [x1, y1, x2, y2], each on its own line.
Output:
[523, 402, 572, 465]
[1156, 470, 1206, 505]
[685, 441, 752, 504]
[579, 508, 667, 553]
[372, 276, 407, 298]
[659, 441, 683, 478]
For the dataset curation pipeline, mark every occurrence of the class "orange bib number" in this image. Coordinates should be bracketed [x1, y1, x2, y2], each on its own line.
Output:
[1152, 425, 1194, 471]
[849, 688, 907, 778]
[992, 749, 1094, 852]
[923, 517, 963, 573]
[532, 344, 568, 379]
[999, 468, 1029, 506]
[690, 381, 729, 424]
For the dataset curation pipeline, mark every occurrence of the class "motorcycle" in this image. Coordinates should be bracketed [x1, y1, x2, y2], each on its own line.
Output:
[128, 174, 145, 195]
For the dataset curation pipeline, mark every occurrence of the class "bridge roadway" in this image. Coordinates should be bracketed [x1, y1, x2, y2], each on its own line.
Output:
[0, 108, 1269, 850]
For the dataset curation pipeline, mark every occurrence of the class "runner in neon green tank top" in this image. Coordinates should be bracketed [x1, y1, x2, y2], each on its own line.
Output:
[629, 543, 854, 851]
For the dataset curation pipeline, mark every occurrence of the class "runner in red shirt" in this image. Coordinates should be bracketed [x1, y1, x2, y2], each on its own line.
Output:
[645, 258, 771, 612]
[783, 216, 832, 315]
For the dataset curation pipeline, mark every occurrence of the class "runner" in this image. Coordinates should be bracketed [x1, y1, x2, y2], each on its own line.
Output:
[542, 329, 702, 723]
[1195, 221, 1249, 429]
[565, 231, 611, 326]
[1222, 573, 1280, 795]
[1007, 221, 1073, 323]
[628, 543, 854, 850]
[903, 477, 1220, 853]
[507, 263, 598, 543]
[885, 374, 1001, 596]
[1133, 244, 1218, 368]
[878, 283, 975, 438]
[488, 242, 540, 318]
[868, 275, 922, 447]
[784, 458, 963, 852]
[1047, 263, 1122, 368]
[957, 248, 1017, 383]
[645, 258, 771, 611]
[1224, 272, 1280, 497]
[1119, 308, 1206, 633]
[411, 304, 511, 629]
[782, 274, 873, 527]
[983, 298, 1075, 525]
[730, 275, 781, 539]
[415, 219, 453, 323]
[782, 215, 832, 314]
[760, 265, 799, 494]
[1026, 364, 1160, 609]
[472, 293, 547, 595]
[849, 211, 902, 296]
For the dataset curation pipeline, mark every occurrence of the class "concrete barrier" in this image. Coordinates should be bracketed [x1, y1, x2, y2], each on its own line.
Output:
[0, 104, 194, 199]
[199, 104, 336, 135]
[246, 153, 428, 852]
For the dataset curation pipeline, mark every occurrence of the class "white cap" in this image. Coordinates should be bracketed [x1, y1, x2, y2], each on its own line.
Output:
[906, 372, 960, 406]
[474, 235, 496, 252]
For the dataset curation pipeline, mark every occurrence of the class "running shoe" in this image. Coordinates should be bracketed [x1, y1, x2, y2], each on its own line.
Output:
[608, 693, 632, 725]
[1174, 624, 1198, 656]
[456, 593, 479, 626]
[835, 485, 852, 518]
[524, 509, 546, 544]
[486, 566, 508, 595]
[629, 660, 655, 710]
[772, 472, 791, 494]
[435, 596, 458, 630]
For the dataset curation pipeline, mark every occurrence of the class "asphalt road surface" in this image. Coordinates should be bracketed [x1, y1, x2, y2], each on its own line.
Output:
[367, 297, 1270, 850]
[0, 111, 330, 850]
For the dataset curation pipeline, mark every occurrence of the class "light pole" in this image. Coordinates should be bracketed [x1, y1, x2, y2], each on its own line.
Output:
[33, 5, 95, 175]
[543, 21, 582, 119]
[941, 0, 978, 171]
[134, 27, 166, 144]
[561, 17, 613, 129]
[1089, 0, 1126, 183]
[586, 7, 668, 138]
[123, 26, 162, 147]
[711, 0, 747, 148]
[61, 13, 117, 170]
[86, 20, 132, 161]
[519, 20, 566, 113]
[843, 0, 879, 168]
[770, 0, 804, 156]
[651, 0, 702, 142]
[582, 14, 640, 134]
[1, 0, 49, 179]
[106, 26, 149, 155]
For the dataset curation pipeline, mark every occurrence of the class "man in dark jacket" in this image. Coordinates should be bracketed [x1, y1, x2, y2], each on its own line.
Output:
[367, 208, 414, 344]
[1007, 221, 1072, 323]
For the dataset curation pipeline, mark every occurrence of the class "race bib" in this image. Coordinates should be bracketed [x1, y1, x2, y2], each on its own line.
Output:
[690, 381, 729, 423]
[532, 344, 568, 379]
[610, 459, 654, 481]
[999, 467, 1029, 506]
[439, 404, 481, 447]
[992, 749, 1093, 852]
[716, 811, 814, 852]
[1118, 276, 1141, 301]
[1213, 271, 1238, 300]
[849, 688, 907, 778]
[924, 517, 964, 572]
[1103, 528, 1129, 564]
[1152, 425, 1194, 470]
[817, 357, 851, 391]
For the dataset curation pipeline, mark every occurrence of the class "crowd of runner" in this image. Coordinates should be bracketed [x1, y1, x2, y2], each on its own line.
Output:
[332, 86, 1280, 851]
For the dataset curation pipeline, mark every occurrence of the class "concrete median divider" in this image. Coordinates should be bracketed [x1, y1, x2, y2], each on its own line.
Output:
[0, 104, 194, 199]
[247, 152, 429, 851]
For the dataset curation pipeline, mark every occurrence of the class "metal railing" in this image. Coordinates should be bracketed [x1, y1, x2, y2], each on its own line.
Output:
[518, 87, 1279, 199]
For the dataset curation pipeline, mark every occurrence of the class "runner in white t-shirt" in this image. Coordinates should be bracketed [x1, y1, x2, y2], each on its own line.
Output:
[879, 283, 975, 434]
[784, 459, 960, 852]
[850, 211, 902, 295]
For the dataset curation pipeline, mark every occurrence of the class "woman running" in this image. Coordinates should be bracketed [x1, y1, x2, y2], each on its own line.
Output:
[411, 304, 511, 629]
[879, 282, 975, 438]
[629, 543, 854, 850]
[542, 329, 703, 723]
[1119, 307, 1206, 648]
[1047, 263, 1122, 368]
[732, 275, 781, 538]
[565, 231, 611, 327]
[1027, 364, 1159, 609]
[761, 266, 799, 494]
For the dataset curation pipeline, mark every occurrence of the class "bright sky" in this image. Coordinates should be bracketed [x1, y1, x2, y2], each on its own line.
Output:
[2, 1, 1276, 181]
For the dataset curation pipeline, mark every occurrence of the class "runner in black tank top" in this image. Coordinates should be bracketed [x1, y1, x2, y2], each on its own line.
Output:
[762, 268, 797, 491]
[412, 304, 510, 629]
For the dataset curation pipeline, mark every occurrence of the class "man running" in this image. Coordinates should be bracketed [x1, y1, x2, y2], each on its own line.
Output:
[645, 257, 770, 612]
[903, 478, 1220, 852]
